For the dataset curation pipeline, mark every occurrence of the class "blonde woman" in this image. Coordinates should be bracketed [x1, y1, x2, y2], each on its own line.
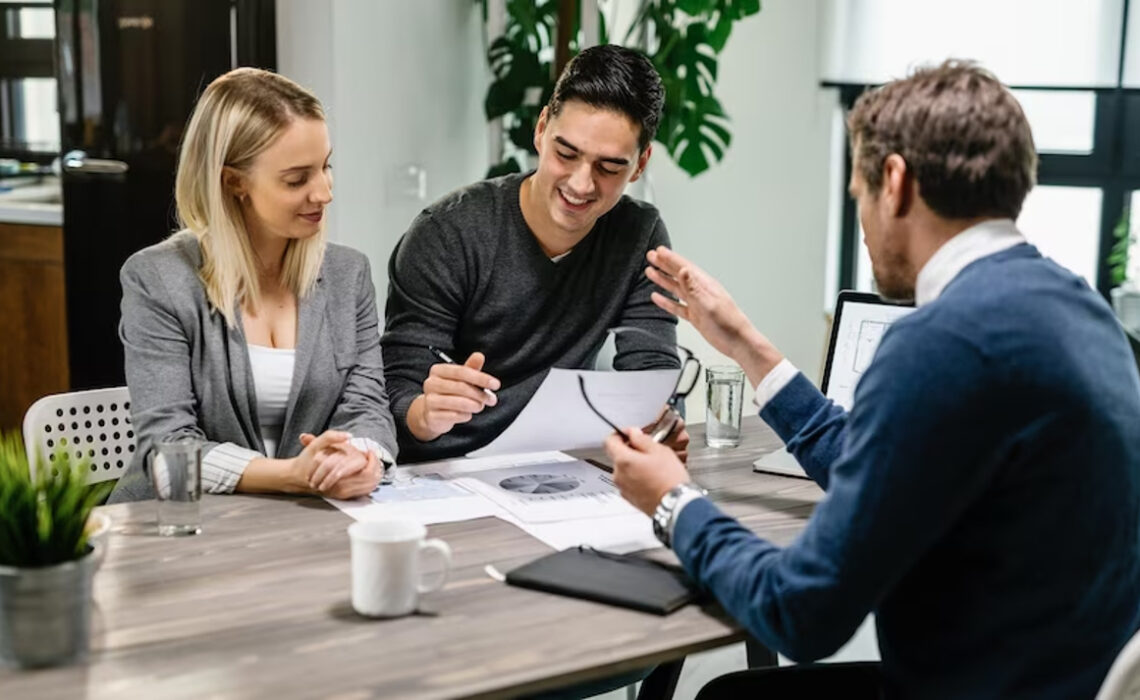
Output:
[108, 68, 397, 504]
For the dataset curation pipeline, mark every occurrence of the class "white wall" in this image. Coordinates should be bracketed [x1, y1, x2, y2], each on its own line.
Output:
[276, 0, 487, 300]
[642, 0, 834, 413]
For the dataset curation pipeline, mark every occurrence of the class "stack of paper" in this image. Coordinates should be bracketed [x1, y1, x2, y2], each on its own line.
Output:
[326, 367, 676, 553]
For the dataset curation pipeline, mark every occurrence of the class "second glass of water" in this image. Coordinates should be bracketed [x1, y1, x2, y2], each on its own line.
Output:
[149, 438, 202, 536]
[705, 366, 745, 448]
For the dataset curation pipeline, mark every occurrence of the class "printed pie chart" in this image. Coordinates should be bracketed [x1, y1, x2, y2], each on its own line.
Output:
[499, 474, 581, 494]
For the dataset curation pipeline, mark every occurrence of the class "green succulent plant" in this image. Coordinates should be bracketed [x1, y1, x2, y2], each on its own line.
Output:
[0, 433, 111, 568]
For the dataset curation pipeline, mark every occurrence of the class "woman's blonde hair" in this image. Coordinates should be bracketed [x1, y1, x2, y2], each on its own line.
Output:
[175, 67, 327, 327]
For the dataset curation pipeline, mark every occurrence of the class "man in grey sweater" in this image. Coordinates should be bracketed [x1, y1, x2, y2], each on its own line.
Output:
[382, 45, 687, 463]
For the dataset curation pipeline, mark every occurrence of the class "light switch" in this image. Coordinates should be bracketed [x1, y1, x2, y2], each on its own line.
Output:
[391, 164, 427, 202]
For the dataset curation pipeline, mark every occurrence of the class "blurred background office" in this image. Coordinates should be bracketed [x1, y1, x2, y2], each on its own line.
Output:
[1, 0, 1138, 694]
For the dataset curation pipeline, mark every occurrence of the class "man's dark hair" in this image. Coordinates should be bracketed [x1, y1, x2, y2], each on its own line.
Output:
[548, 45, 665, 151]
[847, 60, 1038, 220]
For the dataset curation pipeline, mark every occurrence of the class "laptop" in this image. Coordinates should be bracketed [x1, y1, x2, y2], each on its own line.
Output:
[753, 291, 915, 478]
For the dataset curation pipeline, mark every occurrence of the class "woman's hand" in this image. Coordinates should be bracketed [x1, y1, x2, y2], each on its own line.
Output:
[298, 433, 382, 499]
[287, 430, 352, 491]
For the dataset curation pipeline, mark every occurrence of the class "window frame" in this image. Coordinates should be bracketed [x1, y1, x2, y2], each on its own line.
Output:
[829, 83, 1140, 300]
[0, 0, 55, 160]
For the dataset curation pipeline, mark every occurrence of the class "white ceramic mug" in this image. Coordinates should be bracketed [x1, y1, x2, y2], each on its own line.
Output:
[347, 519, 452, 618]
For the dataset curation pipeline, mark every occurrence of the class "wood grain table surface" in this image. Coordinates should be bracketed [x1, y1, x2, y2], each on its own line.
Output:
[1, 417, 823, 700]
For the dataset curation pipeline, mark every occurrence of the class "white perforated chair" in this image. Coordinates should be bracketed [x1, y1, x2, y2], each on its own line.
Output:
[1098, 629, 1140, 700]
[22, 387, 135, 484]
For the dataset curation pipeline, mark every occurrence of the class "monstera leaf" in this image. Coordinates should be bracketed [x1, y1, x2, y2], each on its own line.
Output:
[480, 0, 761, 177]
[485, 35, 549, 121]
[636, 0, 759, 175]
[482, 0, 562, 174]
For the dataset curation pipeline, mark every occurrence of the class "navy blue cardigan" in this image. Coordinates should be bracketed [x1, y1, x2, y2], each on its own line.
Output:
[675, 244, 1140, 698]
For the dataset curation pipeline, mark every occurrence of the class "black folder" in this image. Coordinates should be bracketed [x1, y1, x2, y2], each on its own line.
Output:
[505, 546, 699, 615]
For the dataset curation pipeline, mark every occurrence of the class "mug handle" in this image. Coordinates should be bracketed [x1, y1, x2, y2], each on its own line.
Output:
[417, 538, 452, 595]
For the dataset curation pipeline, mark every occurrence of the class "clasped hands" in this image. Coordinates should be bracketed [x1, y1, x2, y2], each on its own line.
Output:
[293, 430, 383, 500]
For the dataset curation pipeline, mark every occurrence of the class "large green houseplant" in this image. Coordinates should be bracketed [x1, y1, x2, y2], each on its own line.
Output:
[482, 0, 762, 177]
[0, 433, 110, 668]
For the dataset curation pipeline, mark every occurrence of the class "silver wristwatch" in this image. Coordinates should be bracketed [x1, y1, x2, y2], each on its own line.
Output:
[653, 482, 708, 548]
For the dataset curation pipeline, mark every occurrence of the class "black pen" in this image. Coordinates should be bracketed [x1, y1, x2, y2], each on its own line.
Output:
[427, 346, 498, 400]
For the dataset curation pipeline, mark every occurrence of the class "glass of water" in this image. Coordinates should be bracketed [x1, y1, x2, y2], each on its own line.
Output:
[148, 437, 202, 536]
[705, 366, 745, 448]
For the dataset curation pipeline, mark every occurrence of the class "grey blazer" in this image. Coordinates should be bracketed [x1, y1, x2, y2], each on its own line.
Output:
[108, 232, 399, 503]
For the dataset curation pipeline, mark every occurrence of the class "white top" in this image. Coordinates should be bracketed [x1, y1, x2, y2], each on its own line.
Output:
[197, 346, 395, 494]
[247, 344, 296, 458]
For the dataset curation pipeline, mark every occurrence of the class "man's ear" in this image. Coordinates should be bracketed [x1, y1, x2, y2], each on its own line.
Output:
[630, 143, 653, 183]
[533, 106, 551, 154]
[882, 154, 912, 217]
[222, 166, 247, 200]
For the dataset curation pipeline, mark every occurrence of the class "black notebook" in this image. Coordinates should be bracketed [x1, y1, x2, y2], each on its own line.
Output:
[505, 546, 699, 615]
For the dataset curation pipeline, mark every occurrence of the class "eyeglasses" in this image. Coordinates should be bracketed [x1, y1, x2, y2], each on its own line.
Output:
[578, 326, 701, 444]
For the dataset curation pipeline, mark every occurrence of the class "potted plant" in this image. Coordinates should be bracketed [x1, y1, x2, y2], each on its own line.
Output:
[0, 433, 111, 668]
[481, 0, 762, 177]
[1110, 206, 1140, 333]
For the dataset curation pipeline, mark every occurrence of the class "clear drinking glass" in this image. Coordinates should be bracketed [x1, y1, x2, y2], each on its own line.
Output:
[148, 438, 202, 536]
[705, 366, 745, 448]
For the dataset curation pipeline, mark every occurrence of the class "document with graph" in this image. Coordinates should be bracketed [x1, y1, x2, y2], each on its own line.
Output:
[459, 456, 637, 523]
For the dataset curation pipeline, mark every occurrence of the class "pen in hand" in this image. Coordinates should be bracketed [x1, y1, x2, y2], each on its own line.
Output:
[427, 346, 498, 400]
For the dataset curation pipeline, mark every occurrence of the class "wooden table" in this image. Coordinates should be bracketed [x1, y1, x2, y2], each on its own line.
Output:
[1, 418, 823, 699]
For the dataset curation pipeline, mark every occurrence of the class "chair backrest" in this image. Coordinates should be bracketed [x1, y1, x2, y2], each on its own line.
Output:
[1097, 628, 1140, 700]
[22, 387, 135, 485]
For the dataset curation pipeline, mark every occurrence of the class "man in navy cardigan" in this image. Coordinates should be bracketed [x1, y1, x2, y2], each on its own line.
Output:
[606, 61, 1140, 698]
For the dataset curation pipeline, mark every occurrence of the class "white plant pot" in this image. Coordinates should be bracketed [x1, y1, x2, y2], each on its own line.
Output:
[1112, 286, 1140, 334]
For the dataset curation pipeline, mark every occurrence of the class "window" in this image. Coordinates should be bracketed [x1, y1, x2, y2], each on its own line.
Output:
[831, 85, 1139, 300]
[0, 0, 58, 159]
[822, 0, 1140, 301]
[1018, 186, 1104, 286]
[1011, 90, 1096, 155]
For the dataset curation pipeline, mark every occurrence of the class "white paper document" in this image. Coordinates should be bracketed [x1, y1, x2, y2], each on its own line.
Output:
[467, 368, 679, 457]
[325, 451, 660, 552]
[496, 511, 659, 554]
[325, 471, 502, 525]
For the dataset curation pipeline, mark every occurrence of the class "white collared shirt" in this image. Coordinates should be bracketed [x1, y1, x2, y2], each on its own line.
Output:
[914, 218, 1024, 306]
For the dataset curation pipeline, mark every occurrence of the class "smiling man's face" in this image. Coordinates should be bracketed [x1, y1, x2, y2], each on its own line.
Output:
[523, 100, 651, 251]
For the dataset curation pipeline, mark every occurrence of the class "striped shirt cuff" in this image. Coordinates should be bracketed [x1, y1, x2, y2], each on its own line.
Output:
[202, 442, 262, 494]
[349, 436, 395, 467]
[752, 358, 800, 412]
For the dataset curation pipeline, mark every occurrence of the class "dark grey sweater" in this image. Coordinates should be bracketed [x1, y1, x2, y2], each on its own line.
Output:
[382, 173, 678, 462]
